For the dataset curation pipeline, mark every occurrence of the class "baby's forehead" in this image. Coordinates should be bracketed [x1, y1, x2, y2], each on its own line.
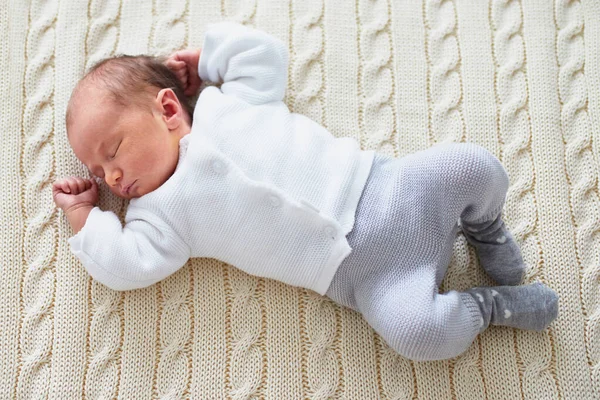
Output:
[68, 86, 119, 139]
[74, 79, 112, 105]
[76, 77, 153, 114]
[68, 82, 109, 123]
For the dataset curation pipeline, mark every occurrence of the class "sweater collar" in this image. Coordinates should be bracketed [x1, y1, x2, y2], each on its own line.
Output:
[175, 133, 191, 172]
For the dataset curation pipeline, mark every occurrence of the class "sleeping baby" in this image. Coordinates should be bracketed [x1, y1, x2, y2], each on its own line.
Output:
[53, 21, 558, 362]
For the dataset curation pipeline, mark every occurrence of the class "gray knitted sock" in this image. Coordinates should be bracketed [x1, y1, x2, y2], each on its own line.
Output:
[460, 214, 526, 285]
[463, 282, 559, 333]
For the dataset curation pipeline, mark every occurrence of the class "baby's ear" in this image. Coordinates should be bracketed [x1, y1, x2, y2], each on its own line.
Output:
[156, 88, 183, 128]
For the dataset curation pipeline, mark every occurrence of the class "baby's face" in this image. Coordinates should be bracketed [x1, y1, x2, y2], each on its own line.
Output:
[68, 85, 185, 199]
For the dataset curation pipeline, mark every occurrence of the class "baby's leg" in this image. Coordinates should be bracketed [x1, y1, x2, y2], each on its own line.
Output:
[441, 142, 526, 285]
[352, 271, 484, 362]
[352, 271, 558, 362]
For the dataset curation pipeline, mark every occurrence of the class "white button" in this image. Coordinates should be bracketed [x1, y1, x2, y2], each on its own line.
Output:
[211, 160, 226, 174]
[268, 195, 281, 208]
[324, 226, 336, 240]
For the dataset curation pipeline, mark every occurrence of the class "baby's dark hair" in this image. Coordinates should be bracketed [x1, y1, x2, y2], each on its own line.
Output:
[66, 54, 194, 130]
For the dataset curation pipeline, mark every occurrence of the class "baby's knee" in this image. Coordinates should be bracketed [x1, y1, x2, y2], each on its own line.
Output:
[371, 307, 472, 362]
[387, 319, 470, 361]
[455, 143, 507, 186]
[359, 285, 478, 361]
[435, 142, 509, 198]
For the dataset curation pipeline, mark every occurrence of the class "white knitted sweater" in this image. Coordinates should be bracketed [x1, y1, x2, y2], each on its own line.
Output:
[68, 22, 374, 295]
[2, 1, 599, 399]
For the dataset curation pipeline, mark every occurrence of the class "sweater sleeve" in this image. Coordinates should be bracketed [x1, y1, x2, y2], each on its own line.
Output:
[67, 206, 191, 291]
[198, 21, 288, 104]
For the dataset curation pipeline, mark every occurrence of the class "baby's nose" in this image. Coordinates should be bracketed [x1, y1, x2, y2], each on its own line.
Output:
[106, 171, 122, 187]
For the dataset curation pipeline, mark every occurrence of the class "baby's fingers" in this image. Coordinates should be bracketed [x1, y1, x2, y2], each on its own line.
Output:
[52, 180, 67, 195]
[55, 177, 86, 194]
[175, 68, 188, 83]
[77, 177, 94, 193]
[56, 179, 73, 194]
[166, 58, 185, 70]
[52, 179, 72, 195]
[90, 177, 99, 192]
[64, 178, 79, 194]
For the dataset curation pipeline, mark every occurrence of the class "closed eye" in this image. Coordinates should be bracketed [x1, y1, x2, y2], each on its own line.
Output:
[111, 140, 121, 159]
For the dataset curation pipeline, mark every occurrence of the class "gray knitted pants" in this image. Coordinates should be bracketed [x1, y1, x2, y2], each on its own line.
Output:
[325, 142, 556, 362]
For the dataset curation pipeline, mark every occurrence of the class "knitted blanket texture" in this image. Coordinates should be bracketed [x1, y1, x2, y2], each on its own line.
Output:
[1, 0, 599, 399]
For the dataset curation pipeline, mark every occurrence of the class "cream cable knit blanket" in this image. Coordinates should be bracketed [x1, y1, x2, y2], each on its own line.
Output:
[1, 0, 598, 399]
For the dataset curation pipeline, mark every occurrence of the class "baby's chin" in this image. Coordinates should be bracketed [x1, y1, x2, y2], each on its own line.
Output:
[109, 187, 142, 200]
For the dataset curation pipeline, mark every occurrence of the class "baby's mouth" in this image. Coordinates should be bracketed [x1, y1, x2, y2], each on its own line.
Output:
[123, 180, 137, 195]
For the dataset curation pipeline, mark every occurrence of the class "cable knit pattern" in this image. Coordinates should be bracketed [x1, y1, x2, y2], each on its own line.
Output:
[224, 0, 256, 26]
[225, 268, 265, 399]
[151, 0, 188, 56]
[425, 0, 465, 144]
[16, 1, 58, 398]
[490, 1, 556, 398]
[1, 1, 599, 398]
[290, 0, 324, 125]
[300, 289, 339, 399]
[376, 340, 414, 398]
[85, 286, 122, 398]
[86, 0, 120, 68]
[357, 0, 397, 156]
[491, 0, 539, 281]
[555, 0, 600, 396]
[155, 272, 192, 398]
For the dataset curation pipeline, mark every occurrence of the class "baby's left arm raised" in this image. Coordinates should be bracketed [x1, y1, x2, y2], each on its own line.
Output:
[199, 21, 288, 105]
[68, 207, 191, 291]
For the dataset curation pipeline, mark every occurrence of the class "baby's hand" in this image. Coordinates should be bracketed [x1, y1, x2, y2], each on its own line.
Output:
[52, 177, 99, 214]
[165, 49, 202, 97]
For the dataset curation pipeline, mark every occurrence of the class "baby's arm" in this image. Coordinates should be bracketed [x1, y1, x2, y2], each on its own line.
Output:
[67, 205, 94, 234]
[197, 22, 288, 104]
[167, 23, 287, 104]
[54, 181, 189, 292]
[67, 208, 191, 291]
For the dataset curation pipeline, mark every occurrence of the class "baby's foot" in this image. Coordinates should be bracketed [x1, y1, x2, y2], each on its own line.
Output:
[465, 282, 559, 332]
[460, 215, 526, 285]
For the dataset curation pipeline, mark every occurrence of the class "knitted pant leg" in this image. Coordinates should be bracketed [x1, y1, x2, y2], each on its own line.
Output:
[443, 143, 527, 285]
[430, 142, 526, 285]
[326, 145, 519, 362]
[439, 142, 510, 225]
[352, 269, 482, 362]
